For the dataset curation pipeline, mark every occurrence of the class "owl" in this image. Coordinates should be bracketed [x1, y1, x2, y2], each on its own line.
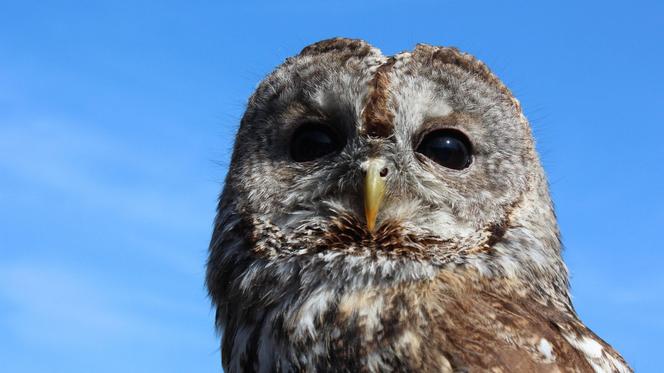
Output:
[206, 38, 630, 372]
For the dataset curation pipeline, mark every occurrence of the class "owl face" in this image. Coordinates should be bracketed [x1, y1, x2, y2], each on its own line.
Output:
[224, 40, 544, 267]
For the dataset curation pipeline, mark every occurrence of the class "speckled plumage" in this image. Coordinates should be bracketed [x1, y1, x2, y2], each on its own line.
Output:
[206, 38, 630, 372]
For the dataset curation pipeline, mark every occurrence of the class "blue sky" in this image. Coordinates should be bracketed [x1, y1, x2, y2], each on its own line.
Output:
[0, 0, 662, 371]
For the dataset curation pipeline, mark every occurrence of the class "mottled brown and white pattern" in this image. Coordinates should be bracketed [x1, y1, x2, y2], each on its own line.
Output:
[206, 38, 630, 372]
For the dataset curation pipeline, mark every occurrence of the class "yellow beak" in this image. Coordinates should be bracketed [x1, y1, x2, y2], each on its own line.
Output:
[364, 159, 387, 232]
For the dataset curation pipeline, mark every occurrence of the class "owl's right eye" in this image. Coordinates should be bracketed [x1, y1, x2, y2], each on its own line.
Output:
[290, 124, 343, 162]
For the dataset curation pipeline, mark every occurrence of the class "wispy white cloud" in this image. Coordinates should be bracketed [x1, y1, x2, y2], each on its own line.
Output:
[0, 119, 218, 233]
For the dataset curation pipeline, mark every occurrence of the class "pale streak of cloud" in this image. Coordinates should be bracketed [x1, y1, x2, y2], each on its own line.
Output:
[0, 119, 218, 233]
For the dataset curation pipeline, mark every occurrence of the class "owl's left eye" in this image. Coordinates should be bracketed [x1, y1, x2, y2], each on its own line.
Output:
[416, 129, 473, 170]
[290, 124, 343, 162]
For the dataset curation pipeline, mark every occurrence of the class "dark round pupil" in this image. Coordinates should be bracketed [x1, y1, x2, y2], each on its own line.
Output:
[417, 131, 471, 170]
[290, 125, 340, 162]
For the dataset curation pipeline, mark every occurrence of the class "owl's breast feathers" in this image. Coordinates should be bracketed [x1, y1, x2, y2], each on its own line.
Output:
[206, 214, 630, 373]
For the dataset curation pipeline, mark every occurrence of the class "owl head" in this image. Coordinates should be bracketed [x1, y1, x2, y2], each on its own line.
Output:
[208, 38, 569, 310]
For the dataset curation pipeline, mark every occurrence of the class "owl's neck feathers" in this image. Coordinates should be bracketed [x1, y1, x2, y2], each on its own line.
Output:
[207, 199, 633, 373]
[206, 194, 579, 371]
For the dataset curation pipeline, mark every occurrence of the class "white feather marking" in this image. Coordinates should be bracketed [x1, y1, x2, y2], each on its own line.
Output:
[293, 288, 334, 339]
[563, 333, 630, 373]
[425, 96, 453, 118]
[537, 338, 555, 362]
[578, 337, 603, 359]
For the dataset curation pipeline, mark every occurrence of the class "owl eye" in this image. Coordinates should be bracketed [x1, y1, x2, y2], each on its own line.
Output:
[290, 123, 343, 162]
[416, 129, 472, 170]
